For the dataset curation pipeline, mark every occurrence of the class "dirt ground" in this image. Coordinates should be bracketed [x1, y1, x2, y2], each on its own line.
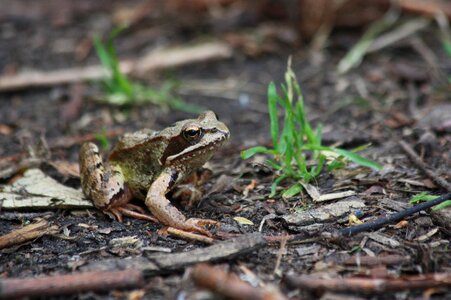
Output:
[0, 1, 450, 299]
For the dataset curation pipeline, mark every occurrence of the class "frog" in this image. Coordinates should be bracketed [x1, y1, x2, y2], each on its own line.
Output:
[79, 111, 230, 236]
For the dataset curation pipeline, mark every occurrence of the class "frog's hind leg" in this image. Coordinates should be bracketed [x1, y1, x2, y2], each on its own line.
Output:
[145, 169, 219, 237]
[79, 142, 157, 223]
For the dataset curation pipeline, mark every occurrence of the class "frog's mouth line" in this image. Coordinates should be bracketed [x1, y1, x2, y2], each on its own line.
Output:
[166, 133, 229, 164]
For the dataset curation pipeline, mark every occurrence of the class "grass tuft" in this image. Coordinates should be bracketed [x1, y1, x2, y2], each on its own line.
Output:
[93, 27, 203, 113]
[241, 59, 382, 198]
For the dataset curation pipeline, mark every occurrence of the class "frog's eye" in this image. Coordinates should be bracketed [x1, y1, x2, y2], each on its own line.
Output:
[183, 126, 202, 140]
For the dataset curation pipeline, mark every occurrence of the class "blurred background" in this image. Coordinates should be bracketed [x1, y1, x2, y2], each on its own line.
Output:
[0, 0, 450, 162]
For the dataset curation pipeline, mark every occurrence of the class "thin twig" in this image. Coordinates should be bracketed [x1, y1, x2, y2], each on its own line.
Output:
[339, 192, 451, 236]
[0, 270, 144, 299]
[0, 219, 58, 250]
[285, 272, 451, 293]
[399, 140, 451, 192]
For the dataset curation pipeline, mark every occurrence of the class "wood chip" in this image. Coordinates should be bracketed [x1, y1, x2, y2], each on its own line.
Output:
[366, 232, 401, 248]
[0, 168, 93, 210]
[282, 197, 366, 229]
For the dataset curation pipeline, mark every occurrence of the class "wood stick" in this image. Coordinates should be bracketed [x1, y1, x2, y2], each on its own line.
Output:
[285, 273, 451, 293]
[343, 254, 411, 266]
[0, 41, 232, 92]
[0, 219, 58, 250]
[399, 140, 451, 192]
[82, 233, 266, 274]
[0, 270, 144, 299]
[191, 264, 287, 300]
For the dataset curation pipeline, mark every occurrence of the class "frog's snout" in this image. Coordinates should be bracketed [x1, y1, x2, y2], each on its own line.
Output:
[217, 123, 230, 140]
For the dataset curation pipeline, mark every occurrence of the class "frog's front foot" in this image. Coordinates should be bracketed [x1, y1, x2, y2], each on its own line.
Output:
[181, 218, 220, 237]
[109, 204, 158, 223]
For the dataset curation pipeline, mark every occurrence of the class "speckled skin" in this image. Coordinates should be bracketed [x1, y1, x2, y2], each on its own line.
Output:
[79, 111, 229, 235]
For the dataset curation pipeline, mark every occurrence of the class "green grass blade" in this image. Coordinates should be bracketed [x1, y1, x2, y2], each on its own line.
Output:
[282, 183, 303, 198]
[270, 175, 288, 197]
[442, 39, 451, 57]
[268, 82, 279, 150]
[337, 9, 399, 74]
[241, 146, 271, 159]
[432, 200, 451, 211]
[332, 148, 383, 170]
[93, 35, 113, 72]
[283, 136, 293, 174]
[410, 192, 437, 204]
[266, 159, 282, 170]
[310, 154, 325, 178]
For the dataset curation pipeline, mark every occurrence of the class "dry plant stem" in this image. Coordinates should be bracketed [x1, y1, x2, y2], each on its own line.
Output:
[339, 192, 451, 236]
[0, 270, 144, 299]
[399, 140, 451, 192]
[285, 272, 451, 293]
[0, 219, 58, 250]
[0, 41, 232, 92]
[191, 264, 287, 300]
[166, 227, 214, 244]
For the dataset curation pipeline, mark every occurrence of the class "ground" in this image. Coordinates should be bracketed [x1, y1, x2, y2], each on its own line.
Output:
[0, 1, 450, 299]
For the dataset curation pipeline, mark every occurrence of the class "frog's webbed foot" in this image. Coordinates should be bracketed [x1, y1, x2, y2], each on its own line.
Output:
[182, 218, 220, 237]
[165, 227, 215, 244]
[109, 204, 158, 223]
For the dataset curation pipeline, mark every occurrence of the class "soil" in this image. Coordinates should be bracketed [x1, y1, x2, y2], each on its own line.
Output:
[0, 1, 450, 299]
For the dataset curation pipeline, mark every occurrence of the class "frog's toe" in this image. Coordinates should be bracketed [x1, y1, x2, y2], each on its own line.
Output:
[108, 208, 124, 222]
[188, 218, 220, 227]
[184, 218, 220, 236]
[117, 207, 159, 223]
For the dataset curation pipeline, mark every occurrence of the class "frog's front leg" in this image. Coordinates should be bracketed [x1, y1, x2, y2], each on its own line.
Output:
[145, 169, 219, 236]
[79, 142, 157, 223]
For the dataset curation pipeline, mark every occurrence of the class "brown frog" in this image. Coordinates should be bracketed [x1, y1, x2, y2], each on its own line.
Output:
[79, 111, 229, 236]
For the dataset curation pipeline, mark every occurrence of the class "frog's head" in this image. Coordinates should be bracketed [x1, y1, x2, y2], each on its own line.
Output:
[162, 111, 230, 168]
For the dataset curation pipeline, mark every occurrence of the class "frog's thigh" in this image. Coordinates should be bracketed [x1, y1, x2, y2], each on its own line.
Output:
[79, 142, 131, 209]
[145, 169, 188, 227]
